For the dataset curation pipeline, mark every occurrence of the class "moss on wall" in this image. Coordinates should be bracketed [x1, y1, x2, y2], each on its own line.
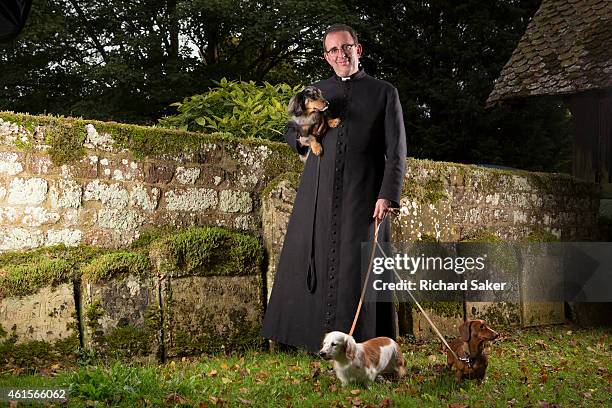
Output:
[81, 252, 151, 283]
[0, 245, 101, 298]
[150, 226, 263, 277]
[0, 111, 301, 170]
[261, 171, 301, 198]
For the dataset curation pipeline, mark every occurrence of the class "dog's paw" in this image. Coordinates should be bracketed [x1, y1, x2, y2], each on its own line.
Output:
[328, 118, 341, 128]
[311, 142, 322, 156]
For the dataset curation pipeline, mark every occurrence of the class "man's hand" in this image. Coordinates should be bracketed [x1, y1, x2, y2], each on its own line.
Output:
[373, 198, 390, 220]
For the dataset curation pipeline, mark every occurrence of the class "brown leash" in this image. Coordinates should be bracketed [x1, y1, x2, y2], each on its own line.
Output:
[347, 210, 465, 364]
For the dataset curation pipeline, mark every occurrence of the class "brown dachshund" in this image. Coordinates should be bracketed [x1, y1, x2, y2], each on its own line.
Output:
[446, 319, 499, 382]
[287, 86, 341, 162]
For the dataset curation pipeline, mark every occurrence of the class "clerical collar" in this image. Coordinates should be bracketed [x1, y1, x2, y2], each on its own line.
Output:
[335, 69, 366, 81]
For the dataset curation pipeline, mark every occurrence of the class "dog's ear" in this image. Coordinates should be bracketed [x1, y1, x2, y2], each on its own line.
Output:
[345, 335, 357, 361]
[287, 92, 304, 116]
[459, 320, 472, 342]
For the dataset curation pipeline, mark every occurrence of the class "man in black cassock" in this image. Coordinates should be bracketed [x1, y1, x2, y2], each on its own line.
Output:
[261, 24, 407, 352]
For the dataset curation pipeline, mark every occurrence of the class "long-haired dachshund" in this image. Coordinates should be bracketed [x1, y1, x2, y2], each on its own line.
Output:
[287, 86, 341, 161]
[446, 319, 499, 382]
[319, 331, 406, 386]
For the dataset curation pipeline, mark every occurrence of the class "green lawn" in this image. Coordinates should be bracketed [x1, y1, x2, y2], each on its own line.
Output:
[0, 325, 609, 407]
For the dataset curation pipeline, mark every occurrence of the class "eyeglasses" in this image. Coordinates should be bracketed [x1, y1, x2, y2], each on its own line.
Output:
[324, 43, 357, 57]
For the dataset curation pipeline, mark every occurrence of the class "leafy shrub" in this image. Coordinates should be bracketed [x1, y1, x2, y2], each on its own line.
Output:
[159, 78, 302, 141]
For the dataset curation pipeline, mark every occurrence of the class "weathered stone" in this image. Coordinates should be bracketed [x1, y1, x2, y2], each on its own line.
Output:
[0, 185, 5, 200]
[7, 178, 48, 205]
[164, 188, 218, 211]
[84, 180, 129, 208]
[0, 227, 44, 250]
[0, 151, 24, 175]
[0, 208, 17, 224]
[410, 306, 464, 340]
[22, 207, 61, 226]
[175, 166, 201, 184]
[162, 275, 262, 357]
[46, 228, 83, 246]
[84, 124, 115, 151]
[144, 163, 175, 184]
[81, 275, 159, 360]
[27, 154, 56, 176]
[130, 185, 159, 211]
[98, 209, 145, 231]
[0, 284, 76, 343]
[49, 179, 82, 209]
[219, 190, 252, 213]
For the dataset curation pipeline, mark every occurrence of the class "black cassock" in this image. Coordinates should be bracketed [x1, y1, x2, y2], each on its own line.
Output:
[261, 69, 407, 352]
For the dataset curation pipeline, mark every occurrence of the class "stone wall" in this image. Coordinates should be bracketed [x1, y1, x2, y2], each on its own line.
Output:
[0, 111, 603, 353]
[0, 112, 302, 251]
[262, 161, 600, 337]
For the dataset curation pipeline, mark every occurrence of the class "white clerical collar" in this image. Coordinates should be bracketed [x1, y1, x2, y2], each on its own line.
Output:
[340, 76, 351, 81]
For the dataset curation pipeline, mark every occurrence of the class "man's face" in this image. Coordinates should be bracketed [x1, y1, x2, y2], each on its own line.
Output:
[323, 31, 362, 77]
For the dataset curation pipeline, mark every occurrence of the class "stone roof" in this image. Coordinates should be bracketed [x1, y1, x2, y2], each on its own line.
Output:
[487, 0, 612, 106]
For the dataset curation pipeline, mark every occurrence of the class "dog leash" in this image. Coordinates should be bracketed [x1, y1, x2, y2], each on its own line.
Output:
[373, 239, 467, 364]
[348, 211, 466, 364]
[348, 212, 387, 337]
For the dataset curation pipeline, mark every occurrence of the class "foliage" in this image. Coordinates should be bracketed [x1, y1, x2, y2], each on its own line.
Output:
[159, 78, 302, 141]
[0, 0, 575, 172]
[0, 326, 609, 406]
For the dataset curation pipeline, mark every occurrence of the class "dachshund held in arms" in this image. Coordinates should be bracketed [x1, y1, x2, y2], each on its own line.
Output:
[319, 331, 406, 386]
[446, 319, 499, 382]
[287, 86, 341, 161]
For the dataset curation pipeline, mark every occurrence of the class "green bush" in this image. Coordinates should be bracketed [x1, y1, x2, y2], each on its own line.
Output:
[159, 78, 302, 141]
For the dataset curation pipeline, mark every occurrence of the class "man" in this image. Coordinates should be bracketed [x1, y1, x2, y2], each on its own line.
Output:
[262, 24, 407, 352]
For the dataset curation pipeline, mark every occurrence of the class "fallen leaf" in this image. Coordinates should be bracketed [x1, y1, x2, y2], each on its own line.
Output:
[378, 398, 393, 407]
[207, 369, 218, 377]
[164, 393, 188, 404]
[237, 398, 253, 405]
[535, 340, 547, 350]
[220, 363, 229, 369]
[581, 392, 592, 398]
[449, 404, 467, 408]
[539, 373, 548, 383]
[221, 377, 232, 384]
[350, 389, 361, 395]
[199, 402, 209, 408]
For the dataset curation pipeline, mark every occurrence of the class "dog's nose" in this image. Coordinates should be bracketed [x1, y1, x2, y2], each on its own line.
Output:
[318, 351, 327, 358]
[493, 331, 500, 339]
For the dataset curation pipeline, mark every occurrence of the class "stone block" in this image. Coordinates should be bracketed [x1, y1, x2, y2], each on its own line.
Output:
[0, 151, 24, 175]
[175, 166, 201, 184]
[81, 275, 160, 360]
[0, 284, 76, 343]
[219, 190, 253, 213]
[465, 301, 521, 327]
[130, 185, 160, 211]
[164, 188, 218, 212]
[162, 275, 262, 357]
[0, 227, 45, 250]
[144, 163, 175, 184]
[7, 178, 48, 205]
[84, 180, 129, 208]
[46, 228, 83, 247]
[49, 179, 83, 209]
[407, 303, 463, 340]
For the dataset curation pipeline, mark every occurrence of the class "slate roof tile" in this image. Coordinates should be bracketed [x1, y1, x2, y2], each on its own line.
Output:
[487, 0, 612, 105]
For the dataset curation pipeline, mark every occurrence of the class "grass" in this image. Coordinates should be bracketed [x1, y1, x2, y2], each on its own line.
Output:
[0, 325, 609, 407]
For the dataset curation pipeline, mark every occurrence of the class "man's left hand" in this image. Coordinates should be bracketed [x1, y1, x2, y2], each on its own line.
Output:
[373, 198, 390, 220]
